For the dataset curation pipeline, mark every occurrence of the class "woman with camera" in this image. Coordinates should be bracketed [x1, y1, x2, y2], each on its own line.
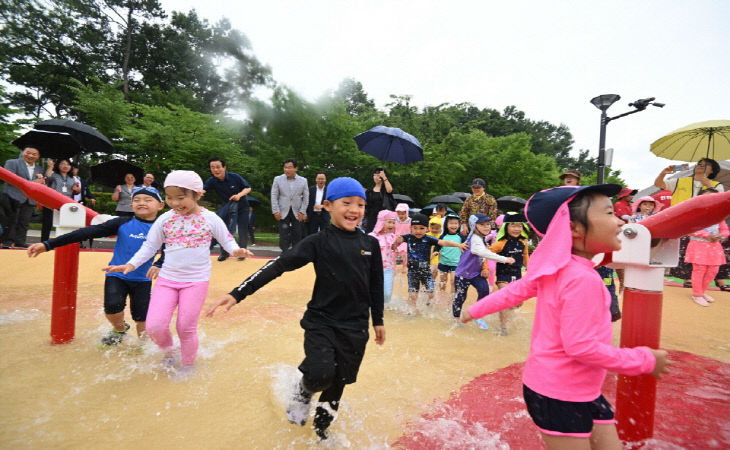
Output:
[364, 168, 394, 233]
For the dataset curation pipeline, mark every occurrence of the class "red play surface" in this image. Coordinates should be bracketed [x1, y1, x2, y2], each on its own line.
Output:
[394, 350, 730, 449]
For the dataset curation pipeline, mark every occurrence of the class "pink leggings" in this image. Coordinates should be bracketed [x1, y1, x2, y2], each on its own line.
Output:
[146, 277, 209, 366]
[691, 264, 719, 297]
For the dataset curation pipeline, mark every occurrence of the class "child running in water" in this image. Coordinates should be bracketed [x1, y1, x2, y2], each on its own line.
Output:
[452, 214, 514, 328]
[463, 184, 670, 448]
[686, 188, 729, 306]
[487, 212, 530, 336]
[393, 213, 467, 311]
[394, 203, 411, 279]
[427, 217, 443, 286]
[27, 186, 165, 346]
[369, 209, 398, 304]
[104, 171, 252, 375]
[206, 177, 385, 440]
[436, 214, 464, 293]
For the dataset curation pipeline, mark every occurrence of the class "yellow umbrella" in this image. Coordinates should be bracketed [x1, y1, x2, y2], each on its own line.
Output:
[650, 120, 730, 162]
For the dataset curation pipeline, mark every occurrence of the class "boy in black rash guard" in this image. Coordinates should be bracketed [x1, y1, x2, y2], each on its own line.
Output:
[206, 177, 385, 440]
[27, 187, 165, 346]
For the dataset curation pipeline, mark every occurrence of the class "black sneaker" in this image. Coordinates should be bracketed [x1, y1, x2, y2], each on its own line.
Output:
[217, 250, 229, 262]
[313, 405, 335, 440]
[100, 323, 131, 346]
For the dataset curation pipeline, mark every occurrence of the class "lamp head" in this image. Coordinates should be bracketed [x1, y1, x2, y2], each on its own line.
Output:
[590, 94, 621, 111]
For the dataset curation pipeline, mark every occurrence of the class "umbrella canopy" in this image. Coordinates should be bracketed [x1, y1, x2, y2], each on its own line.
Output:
[429, 194, 464, 204]
[451, 192, 470, 200]
[12, 129, 84, 160]
[420, 204, 456, 216]
[353, 126, 424, 164]
[497, 195, 527, 212]
[90, 160, 144, 187]
[650, 120, 730, 162]
[34, 119, 114, 154]
[393, 193, 415, 205]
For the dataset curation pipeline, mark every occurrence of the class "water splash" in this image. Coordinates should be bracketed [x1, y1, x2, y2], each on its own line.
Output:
[0, 308, 46, 325]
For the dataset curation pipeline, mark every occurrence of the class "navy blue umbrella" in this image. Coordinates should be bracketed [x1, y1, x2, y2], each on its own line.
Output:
[353, 126, 424, 164]
[420, 204, 456, 216]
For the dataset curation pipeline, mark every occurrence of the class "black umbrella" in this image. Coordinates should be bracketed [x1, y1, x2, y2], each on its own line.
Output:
[429, 194, 464, 204]
[90, 160, 144, 187]
[34, 119, 113, 154]
[246, 196, 261, 206]
[451, 192, 470, 200]
[12, 129, 84, 160]
[420, 204, 456, 216]
[497, 195, 527, 212]
[353, 126, 424, 164]
[393, 193, 415, 205]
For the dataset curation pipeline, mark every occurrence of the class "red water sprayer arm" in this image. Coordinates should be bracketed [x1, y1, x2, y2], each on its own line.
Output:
[639, 190, 730, 239]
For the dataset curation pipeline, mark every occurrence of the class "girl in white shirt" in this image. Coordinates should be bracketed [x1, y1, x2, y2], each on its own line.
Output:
[105, 171, 252, 375]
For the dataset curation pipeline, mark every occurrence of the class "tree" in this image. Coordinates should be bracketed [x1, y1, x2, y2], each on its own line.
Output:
[0, 86, 24, 163]
[0, 0, 112, 116]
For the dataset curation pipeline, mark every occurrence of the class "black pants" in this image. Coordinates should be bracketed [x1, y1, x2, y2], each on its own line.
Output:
[40, 207, 53, 242]
[213, 201, 248, 252]
[278, 210, 303, 251]
[1, 194, 35, 247]
[308, 211, 330, 235]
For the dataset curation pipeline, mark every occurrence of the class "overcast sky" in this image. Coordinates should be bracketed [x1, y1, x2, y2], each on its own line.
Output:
[161, 0, 729, 189]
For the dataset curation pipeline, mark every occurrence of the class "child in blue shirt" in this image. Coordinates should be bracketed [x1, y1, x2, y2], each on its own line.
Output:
[393, 213, 467, 310]
[27, 187, 165, 346]
[436, 214, 465, 294]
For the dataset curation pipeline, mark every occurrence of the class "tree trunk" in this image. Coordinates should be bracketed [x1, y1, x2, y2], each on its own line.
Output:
[121, 1, 133, 102]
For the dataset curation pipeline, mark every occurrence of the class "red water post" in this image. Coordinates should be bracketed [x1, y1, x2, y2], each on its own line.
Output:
[612, 190, 730, 444]
[1, 167, 98, 344]
[615, 289, 662, 443]
[50, 243, 80, 343]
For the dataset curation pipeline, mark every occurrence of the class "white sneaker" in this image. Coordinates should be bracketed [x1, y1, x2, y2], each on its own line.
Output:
[286, 383, 312, 426]
[692, 296, 709, 307]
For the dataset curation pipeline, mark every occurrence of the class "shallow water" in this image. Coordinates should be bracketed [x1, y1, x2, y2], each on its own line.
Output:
[1, 251, 728, 448]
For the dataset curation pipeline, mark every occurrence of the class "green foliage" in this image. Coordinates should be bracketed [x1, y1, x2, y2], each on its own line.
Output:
[0, 86, 23, 163]
[0, 0, 272, 116]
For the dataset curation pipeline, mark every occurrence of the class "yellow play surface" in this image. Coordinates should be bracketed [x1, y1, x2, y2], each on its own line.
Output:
[1, 250, 728, 448]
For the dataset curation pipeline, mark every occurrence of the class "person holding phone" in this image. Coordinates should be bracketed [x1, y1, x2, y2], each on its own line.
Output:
[364, 168, 394, 233]
[654, 158, 724, 288]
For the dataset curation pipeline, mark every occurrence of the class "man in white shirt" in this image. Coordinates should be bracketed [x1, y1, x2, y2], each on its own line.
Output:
[306, 171, 329, 235]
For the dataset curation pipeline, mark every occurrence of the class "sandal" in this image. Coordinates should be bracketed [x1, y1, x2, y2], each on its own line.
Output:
[718, 284, 730, 292]
[682, 280, 692, 288]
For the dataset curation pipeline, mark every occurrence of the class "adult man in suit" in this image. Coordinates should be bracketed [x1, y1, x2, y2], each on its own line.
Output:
[1, 147, 46, 248]
[271, 158, 308, 251]
[306, 171, 329, 235]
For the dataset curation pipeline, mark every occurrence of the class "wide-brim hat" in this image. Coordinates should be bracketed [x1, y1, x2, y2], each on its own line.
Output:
[525, 184, 622, 236]
[558, 169, 581, 180]
[616, 187, 638, 200]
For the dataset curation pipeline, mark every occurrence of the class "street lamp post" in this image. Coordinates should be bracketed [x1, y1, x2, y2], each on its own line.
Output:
[590, 95, 664, 183]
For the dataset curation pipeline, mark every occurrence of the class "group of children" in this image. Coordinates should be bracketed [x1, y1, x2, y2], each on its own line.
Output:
[25, 171, 697, 446]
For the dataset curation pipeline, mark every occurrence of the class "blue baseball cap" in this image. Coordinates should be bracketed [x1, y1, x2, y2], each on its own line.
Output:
[325, 177, 366, 202]
[525, 184, 621, 236]
[473, 213, 491, 224]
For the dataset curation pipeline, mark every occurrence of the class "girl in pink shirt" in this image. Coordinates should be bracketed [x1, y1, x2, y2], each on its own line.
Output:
[463, 184, 670, 449]
[105, 171, 253, 376]
[685, 189, 729, 306]
[369, 209, 398, 304]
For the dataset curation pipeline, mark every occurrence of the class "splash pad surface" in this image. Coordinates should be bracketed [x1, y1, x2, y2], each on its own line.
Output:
[0, 250, 728, 448]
